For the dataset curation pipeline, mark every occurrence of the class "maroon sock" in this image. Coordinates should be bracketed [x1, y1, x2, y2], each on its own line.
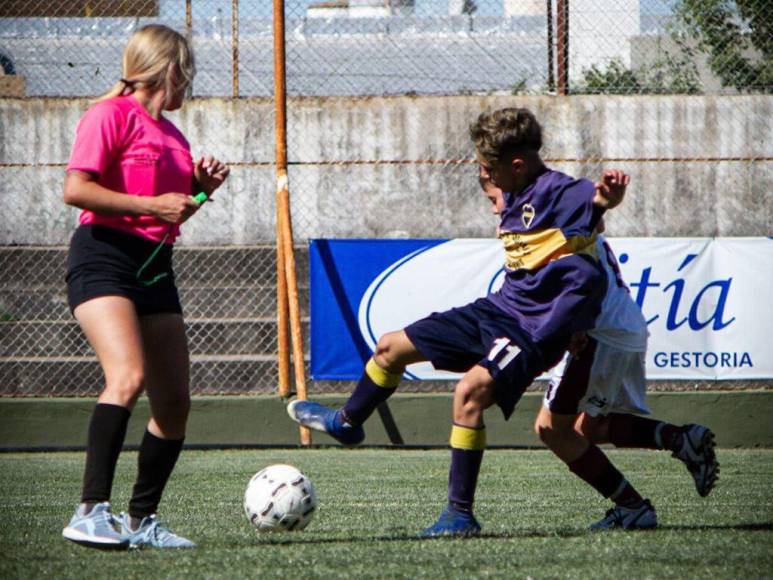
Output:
[609, 481, 645, 508]
[608, 413, 681, 450]
[567, 444, 642, 507]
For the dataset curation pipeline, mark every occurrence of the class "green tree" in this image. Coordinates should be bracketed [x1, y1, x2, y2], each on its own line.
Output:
[674, 0, 772, 92]
[580, 59, 642, 94]
[578, 54, 701, 95]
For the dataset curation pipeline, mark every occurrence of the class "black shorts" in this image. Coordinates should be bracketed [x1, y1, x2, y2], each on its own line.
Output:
[66, 225, 182, 316]
[405, 297, 568, 419]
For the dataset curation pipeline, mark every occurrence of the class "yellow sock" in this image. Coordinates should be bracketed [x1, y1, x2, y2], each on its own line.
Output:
[449, 424, 487, 451]
[365, 358, 402, 389]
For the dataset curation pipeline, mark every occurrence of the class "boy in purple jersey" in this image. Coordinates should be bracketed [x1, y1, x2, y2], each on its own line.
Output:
[289, 108, 627, 536]
[480, 177, 719, 530]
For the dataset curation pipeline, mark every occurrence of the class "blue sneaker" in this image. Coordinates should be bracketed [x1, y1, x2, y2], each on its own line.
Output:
[589, 499, 658, 531]
[420, 505, 482, 538]
[119, 514, 195, 549]
[62, 502, 130, 550]
[287, 400, 365, 446]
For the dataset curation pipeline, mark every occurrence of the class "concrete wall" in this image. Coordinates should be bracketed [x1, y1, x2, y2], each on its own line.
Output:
[0, 95, 770, 245]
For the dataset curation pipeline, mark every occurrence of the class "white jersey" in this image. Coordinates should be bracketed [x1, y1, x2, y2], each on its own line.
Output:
[588, 236, 648, 352]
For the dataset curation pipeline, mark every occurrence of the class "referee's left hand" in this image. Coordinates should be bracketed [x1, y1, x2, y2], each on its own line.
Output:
[194, 155, 230, 196]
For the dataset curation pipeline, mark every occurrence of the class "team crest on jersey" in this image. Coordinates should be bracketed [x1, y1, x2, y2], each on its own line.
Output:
[521, 204, 536, 229]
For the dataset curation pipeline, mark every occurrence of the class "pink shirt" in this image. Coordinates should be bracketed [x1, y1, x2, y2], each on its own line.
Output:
[67, 95, 194, 243]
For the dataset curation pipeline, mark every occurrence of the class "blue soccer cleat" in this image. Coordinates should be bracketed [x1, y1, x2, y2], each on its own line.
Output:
[589, 499, 658, 531]
[62, 501, 130, 550]
[420, 504, 482, 538]
[287, 400, 365, 446]
[118, 513, 195, 549]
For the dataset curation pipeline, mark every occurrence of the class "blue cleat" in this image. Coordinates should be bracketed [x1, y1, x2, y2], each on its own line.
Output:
[62, 502, 130, 550]
[420, 504, 482, 538]
[287, 400, 365, 446]
[589, 499, 658, 531]
[118, 513, 195, 549]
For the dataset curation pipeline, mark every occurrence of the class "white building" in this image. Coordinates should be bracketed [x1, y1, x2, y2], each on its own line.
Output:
[307, 0, 414, 19]
[565, 0, 641, 80]
[503, 0, 545, 17]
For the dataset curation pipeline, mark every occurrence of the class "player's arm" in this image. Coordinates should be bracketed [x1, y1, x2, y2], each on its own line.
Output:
[64, 171, 199, 224]
[593, 169, 630, 210]
[568, 331, 589, 359]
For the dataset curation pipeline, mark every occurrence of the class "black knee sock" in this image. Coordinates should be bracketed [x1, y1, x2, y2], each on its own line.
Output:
[81, 403, 131, 504]
[128, 430, 184, 519]
[608, 413, 681, 450]
[342, 358, 401, 426]
[447, 425, 486, 512]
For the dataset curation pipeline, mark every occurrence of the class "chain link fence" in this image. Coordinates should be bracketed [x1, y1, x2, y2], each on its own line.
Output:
[1, 0, 770, 396]
[1, 1, 769, 97]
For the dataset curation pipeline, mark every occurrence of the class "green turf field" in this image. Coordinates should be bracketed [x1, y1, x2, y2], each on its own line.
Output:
[1, 448, 771, 579]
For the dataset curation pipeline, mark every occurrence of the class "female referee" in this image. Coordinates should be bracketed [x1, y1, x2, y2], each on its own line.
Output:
[61, 24, 229, 550]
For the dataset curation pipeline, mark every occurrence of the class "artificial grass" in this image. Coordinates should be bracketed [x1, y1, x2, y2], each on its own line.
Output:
[1, 449, 771, 579]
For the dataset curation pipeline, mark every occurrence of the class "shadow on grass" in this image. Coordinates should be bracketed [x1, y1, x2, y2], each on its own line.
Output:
[250, 528, 588, 546]
[657, 522, 773, 532]
[248, 521, 773, 547]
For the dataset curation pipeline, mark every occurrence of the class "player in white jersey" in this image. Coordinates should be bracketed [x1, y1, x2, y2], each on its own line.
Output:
[541, 231, 720, 530]
[546, 234, 649, 419]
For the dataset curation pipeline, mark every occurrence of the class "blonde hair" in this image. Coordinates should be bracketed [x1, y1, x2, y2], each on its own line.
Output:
[97, 24, 195, 106]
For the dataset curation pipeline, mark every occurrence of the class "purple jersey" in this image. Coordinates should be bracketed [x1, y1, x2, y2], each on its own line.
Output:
[487, 167, 606, 343]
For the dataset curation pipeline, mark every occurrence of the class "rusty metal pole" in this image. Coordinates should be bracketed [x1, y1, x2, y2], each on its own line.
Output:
[556, 0, 569, 95]
[546, 0, 555, 93]
[232, 0, 239, 98]
[185, 0, 193, 98]
[273, 0, 291, 403]
[185, 0, 192, 37]
[273, 0, 311, 445]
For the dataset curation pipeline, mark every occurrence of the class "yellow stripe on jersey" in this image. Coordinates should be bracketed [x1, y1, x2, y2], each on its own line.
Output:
[365, 357, 402, 389]
[500, 228, 598, 271]
[449, 424, 487, 451]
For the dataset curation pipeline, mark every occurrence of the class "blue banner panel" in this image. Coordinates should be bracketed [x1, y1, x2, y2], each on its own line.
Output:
[310, 238, 773, 381]
[309, 239, 446, 379]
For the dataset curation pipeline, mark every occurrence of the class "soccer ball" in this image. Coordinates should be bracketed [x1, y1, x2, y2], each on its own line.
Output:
[243, 464, 317, 532]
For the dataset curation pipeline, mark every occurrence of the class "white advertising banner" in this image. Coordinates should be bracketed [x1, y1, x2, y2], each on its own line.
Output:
[608, 238, 772, 379]
[350, 238, 773, 380]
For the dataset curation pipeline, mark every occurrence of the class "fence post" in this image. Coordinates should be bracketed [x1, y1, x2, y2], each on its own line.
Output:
[546, 0, 555, 92]
[274, 0, 290, 401]
[557, 0, 569, 95]
[185, 0, 193, 98]
[274, 0, 311, 446]
[232, 0, 239, 98]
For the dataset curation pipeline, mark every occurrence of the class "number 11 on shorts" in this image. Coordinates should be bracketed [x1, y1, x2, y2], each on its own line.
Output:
[488, 337, 522, 370]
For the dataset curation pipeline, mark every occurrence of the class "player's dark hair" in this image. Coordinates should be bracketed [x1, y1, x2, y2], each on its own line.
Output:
[470, 108, 543, 164]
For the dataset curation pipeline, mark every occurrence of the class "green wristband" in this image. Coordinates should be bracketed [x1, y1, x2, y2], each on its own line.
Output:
[193, 191, 208, 204]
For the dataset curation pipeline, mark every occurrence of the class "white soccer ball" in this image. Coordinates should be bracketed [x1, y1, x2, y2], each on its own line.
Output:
[243, 464, 317, 532]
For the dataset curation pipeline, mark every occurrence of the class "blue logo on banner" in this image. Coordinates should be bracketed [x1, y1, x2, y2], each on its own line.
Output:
[624, 252, 736, 331]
